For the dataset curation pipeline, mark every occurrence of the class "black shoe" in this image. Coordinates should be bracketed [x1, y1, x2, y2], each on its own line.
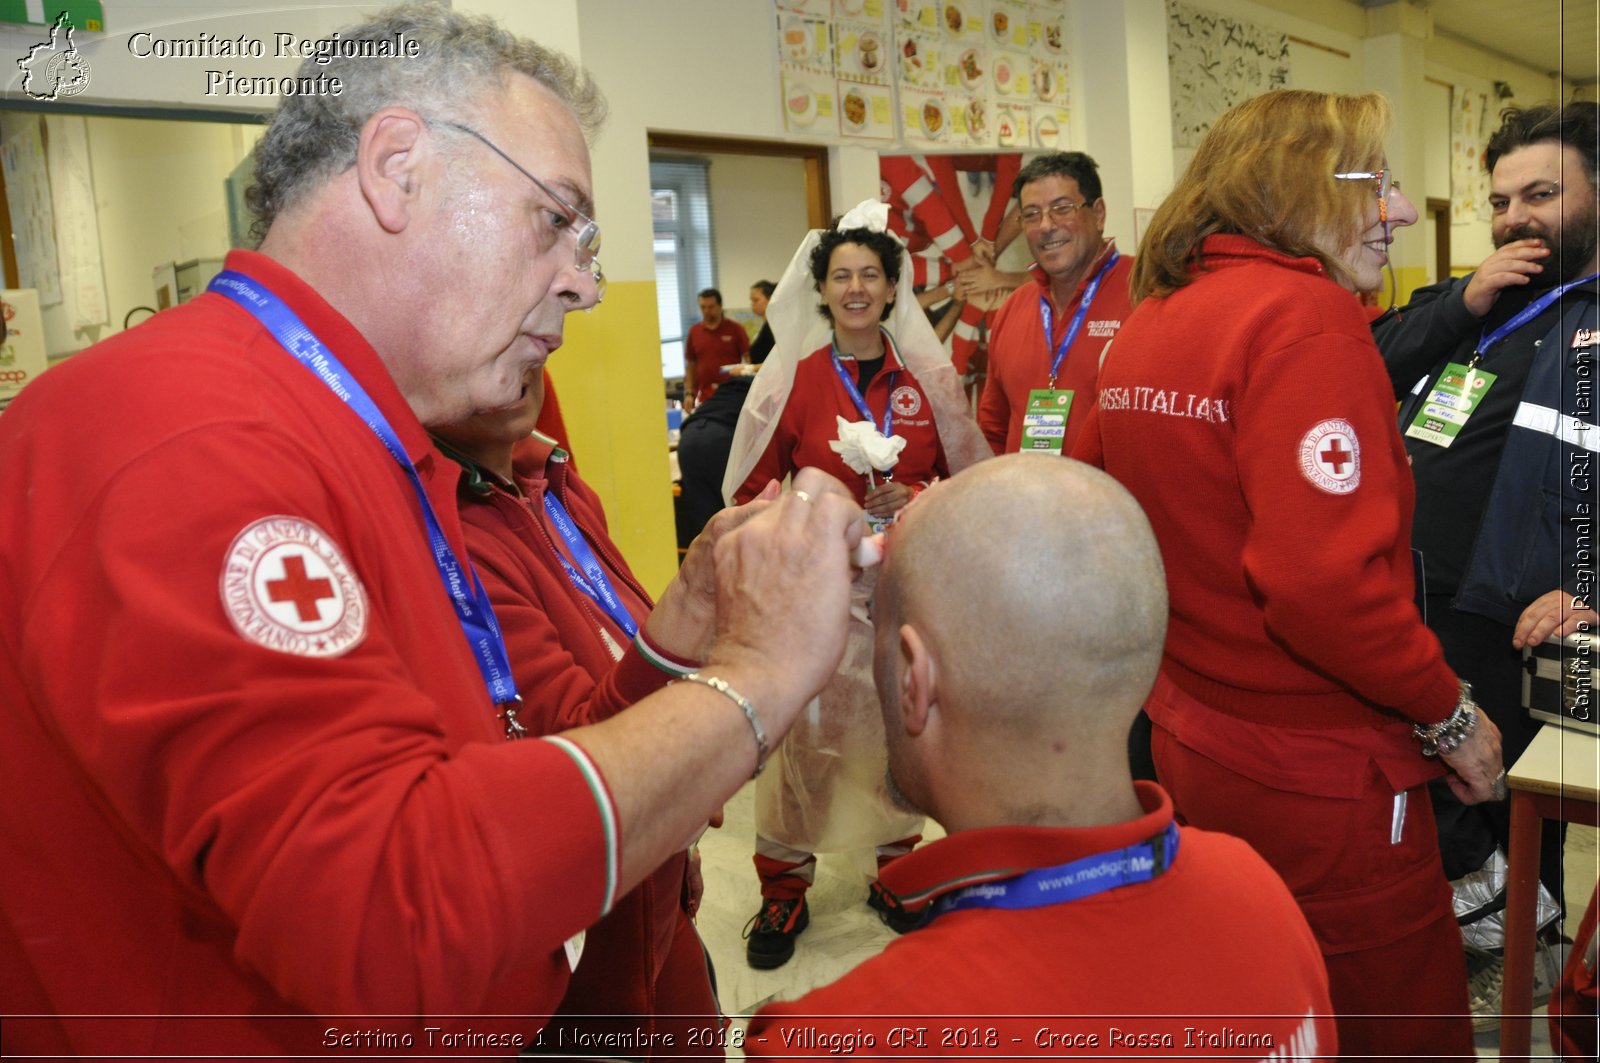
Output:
[744, 896, 809, 969]
[867, 880, 929, 934]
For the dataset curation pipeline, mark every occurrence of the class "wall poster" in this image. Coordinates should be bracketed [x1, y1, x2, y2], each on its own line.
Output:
[776, 0, 1070, 148]
[1451, 86, 1493, 225]
[1166, 0, 1289, 149]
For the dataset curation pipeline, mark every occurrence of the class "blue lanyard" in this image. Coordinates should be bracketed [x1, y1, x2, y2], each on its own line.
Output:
[1474, 273, 1600, 361]
[207, 270, 527, 739]
[1039, 249, 1120, 388]
[541, 490, 639, 639]
[829, 335, 898, 439]
[933, 821, 1179, 920]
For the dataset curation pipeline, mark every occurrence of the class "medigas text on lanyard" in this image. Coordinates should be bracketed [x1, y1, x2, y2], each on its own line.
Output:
[542, 490, 639, 641]
[1021, 249, 1120, 455]
[208, 270, 529, 740]
[932, 821, 1179, 920]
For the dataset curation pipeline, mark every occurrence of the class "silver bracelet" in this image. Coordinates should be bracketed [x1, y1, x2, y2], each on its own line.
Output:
[681, 672, 768, 778]
[1414, 680, 1479, 757]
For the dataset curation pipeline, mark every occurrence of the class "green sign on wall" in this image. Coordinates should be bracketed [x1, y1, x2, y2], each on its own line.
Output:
[0, 2, 105, 33]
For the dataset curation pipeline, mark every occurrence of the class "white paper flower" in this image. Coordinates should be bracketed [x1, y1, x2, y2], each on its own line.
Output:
[829, 415, 905, 475]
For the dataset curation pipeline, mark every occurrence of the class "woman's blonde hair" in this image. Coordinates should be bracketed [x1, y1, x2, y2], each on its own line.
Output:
[1132, 90, 1392, 301]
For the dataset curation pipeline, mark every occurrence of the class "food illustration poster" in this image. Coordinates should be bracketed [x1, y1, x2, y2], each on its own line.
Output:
[837, 15, 897, 139]
[901, 85, 951, 146]
[989, 0, 1029, 49]
[1450, 86, 1492, 224]
[990, 50, 1029, 102]
[895, 0, 939, 31]
[1028, 0, 1067, 55]
[955, 94, 995, 147]
[778, 10, 839, 135]
[832, 0, 886, 17]
[934, 1, 992, 148]
[996, 101, 1031, 147]
[1031, 104, 1069, 149]
[940, 0, 985, 148]
[773, 0, 1067, 146]
[898, 30, 942, 88]
[937, 1, 983, 39]
[1025, 0, 1069, 148]
[837, 20, 891, 82]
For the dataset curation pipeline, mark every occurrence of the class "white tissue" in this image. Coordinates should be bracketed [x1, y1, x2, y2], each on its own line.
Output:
[851, 531, 885, 569]
[828, 415, 905, 475]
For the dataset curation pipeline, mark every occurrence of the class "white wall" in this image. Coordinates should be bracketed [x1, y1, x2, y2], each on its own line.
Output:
[87, 116, 261, 325]
[577, 0, 793, 286]
[703, 152, 810, 314]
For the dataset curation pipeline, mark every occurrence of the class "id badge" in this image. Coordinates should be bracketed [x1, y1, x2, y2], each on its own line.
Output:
[1404, 361, 1497, 448]
[1021, 389, 1074, 454]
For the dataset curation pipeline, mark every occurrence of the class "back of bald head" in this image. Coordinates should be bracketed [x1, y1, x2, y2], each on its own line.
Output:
[882, 455, 1166, 737]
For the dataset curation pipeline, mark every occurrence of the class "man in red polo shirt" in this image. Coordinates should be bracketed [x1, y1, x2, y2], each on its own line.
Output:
[978, 153, 1135, 456]
[747, 456, 1335, 1059]
[683, 287, 749, 410]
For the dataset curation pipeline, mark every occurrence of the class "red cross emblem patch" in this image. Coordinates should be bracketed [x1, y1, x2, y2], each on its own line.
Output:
[890, 384, 922, 418]
[220, 516, 368, 658]
[1298, 418, 1361, 495]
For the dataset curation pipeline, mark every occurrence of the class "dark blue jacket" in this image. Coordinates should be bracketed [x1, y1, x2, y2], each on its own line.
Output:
[1381, 275, 1598, 627]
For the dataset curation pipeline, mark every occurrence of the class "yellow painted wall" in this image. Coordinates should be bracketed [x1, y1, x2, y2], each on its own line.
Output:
[552, 279, 679, 598]
[1392, 265, 1431, 308]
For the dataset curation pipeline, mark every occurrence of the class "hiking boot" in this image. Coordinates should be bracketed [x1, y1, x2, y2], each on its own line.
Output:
[745, 896, 808, 969]
[867, 879, 930, 934]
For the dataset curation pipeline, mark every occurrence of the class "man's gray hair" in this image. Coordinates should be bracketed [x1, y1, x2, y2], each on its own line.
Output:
[246, 1, 605, 241]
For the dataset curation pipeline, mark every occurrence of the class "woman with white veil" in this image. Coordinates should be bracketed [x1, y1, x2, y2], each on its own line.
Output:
[723, 200, 989, 970]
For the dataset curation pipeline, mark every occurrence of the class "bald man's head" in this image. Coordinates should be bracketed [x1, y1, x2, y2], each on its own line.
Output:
[871, 456, 1166, 817]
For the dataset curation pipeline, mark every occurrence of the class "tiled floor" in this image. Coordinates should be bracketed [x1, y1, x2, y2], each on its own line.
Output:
[690, 783, 1597, 1060]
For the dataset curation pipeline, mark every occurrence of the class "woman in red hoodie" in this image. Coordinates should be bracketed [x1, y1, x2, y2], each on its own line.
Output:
[1072, 90, 1503, 1058]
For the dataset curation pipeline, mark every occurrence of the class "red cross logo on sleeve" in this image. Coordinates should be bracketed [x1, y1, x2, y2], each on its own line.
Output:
[1319, 439, 1353, 475]
[266, 554, 336, 622]
[1298, 419, 1361, 494]
[222, 516, 368, 658]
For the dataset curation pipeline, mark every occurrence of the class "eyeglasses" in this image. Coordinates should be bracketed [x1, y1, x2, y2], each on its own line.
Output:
[1019, 198, 1092, 227]
[434, 120, 605, 301]
[1333, 168, 1401, 224]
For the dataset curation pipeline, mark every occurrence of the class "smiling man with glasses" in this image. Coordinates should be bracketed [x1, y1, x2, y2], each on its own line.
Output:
[1374, 101, 1600, 1032]
[977, 151, 1136, 462]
